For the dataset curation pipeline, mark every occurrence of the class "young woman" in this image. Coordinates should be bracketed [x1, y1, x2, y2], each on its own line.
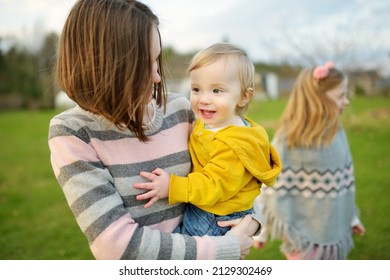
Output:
[48, 0, 258, 260]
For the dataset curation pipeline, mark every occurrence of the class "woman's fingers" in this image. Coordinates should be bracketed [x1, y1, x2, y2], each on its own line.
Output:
[217, 217, 242, 228]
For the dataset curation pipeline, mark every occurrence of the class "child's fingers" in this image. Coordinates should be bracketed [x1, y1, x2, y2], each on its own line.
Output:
[133, 182, 154, 190]
[152, 168, 165, 176]
[352, 224, 366, 236]
[139, 171, 156, 180]
[136, 190, 156, 201]
[253, 240, 265, 249]
[144, 197, 159, 208]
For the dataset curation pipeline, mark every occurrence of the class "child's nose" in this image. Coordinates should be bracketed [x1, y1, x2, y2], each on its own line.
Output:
[199, 93, 211, 104]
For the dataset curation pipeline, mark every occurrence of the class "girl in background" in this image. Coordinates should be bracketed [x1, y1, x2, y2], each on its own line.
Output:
[254, 62, 365, 259]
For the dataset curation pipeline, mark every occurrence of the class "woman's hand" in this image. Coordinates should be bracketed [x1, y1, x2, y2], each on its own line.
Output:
[218, 215, 260, 236]
[224, 215, 257, 259]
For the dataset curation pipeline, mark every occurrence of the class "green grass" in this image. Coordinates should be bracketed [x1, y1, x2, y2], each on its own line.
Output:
[0, 96, 389, 260]
[0, 110, 94, 260]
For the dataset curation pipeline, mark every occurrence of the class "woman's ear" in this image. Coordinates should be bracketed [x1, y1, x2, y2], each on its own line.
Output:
[238, 87, 254, 107]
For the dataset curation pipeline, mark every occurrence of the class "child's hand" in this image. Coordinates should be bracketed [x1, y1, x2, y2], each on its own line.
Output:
[133, 168, 170, 208]
[253, 240, 266, 249]
[352, 223, 366, 236]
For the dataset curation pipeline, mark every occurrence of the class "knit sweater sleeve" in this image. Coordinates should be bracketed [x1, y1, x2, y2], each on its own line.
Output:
[48, 104, 240, 260]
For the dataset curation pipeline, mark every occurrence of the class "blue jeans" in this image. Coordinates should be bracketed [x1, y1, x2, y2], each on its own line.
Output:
[173, 204, 253, 236]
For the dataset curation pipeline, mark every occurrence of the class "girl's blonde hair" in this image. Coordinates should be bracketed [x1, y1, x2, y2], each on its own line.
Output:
[187, 42, 255, 115]
[276, 66, 346, 148]
[56, 0, 166, 142]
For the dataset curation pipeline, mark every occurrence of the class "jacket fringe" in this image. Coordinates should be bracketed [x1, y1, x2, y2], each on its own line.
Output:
[263, 207, 354, 260]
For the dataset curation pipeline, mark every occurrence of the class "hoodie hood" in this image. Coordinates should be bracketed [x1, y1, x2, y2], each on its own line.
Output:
[214, 117, 282, 186]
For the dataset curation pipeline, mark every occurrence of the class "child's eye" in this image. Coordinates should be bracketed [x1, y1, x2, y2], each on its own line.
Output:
[213, 89, 221, 94]
[191, 87, 199, 93]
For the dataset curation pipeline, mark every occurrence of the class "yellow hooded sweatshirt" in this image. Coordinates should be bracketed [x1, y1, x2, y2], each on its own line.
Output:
[169, 117, 282, 216]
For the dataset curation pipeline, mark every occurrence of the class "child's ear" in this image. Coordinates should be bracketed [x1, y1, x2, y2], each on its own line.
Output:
[238, 88, 254, 107]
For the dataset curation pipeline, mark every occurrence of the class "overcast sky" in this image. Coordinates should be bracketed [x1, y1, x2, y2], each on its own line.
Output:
[1, 0, 389, 74]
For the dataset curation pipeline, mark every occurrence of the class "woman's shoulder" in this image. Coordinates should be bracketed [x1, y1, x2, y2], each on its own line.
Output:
[166, 92, 193, 115]
[167, 92, 190, 107]
[49, 106, 109, 131]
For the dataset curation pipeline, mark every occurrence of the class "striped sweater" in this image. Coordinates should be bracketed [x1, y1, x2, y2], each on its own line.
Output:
[48, 93, 240, 260]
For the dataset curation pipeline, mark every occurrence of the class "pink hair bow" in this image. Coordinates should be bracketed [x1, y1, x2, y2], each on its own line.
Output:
[313, 61, 335, 80]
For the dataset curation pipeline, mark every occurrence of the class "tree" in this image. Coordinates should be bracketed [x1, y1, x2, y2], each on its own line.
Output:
[0, 32, 59, 109]
[38, 32, 59, 108]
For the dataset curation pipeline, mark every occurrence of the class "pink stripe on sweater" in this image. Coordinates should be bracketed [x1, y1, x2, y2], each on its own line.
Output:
[90, 123, 190, 165]
[90, 213, 136, 259]
[49, 123, 190, 171]
[90, 213, 183, 259]
[49, 135, 100, 176]
[148, 215, 182, 232]
[194, 235, 216, 259]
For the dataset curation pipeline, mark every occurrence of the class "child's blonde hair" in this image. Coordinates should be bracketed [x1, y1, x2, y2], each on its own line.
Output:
[277, 66, 346, 148]
[187, 42, 255, 115]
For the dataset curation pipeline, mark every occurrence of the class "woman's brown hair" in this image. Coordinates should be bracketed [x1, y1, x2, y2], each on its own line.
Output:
[56, 0, 166, 142]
